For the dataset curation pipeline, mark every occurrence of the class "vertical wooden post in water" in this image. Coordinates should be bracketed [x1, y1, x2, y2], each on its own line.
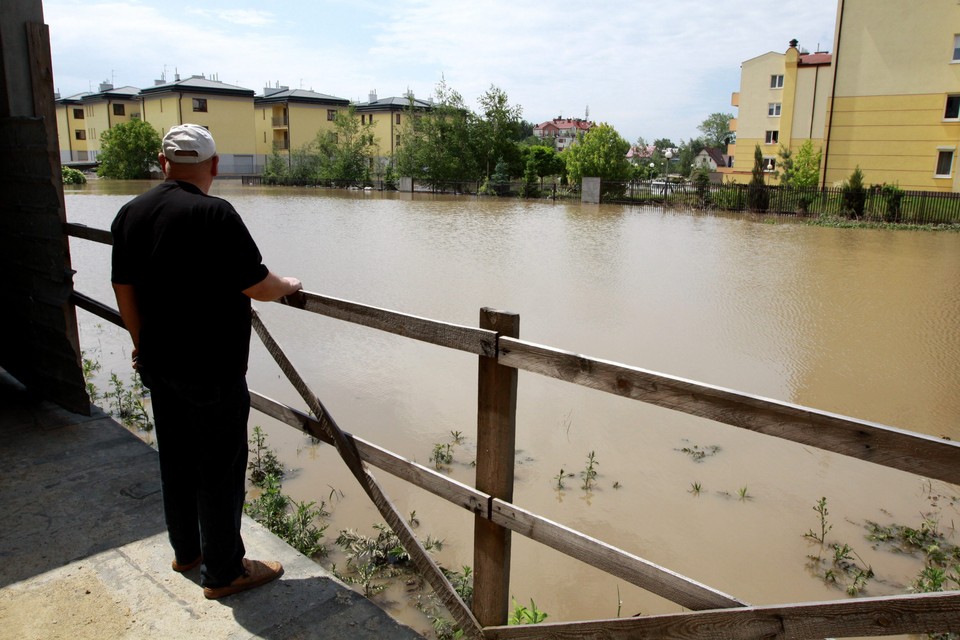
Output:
[473, 308, 519, 627]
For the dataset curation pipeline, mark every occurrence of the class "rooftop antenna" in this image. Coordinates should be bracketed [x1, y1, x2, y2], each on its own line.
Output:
[585, 104, 589, 120]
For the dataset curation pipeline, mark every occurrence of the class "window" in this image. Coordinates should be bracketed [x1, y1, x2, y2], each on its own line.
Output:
[763, 157, 777, 172]
[768, 103, 782, 117]
[770, 74, 784, 89]
[954, 34, 960, 61]
[368, 114, 374, 124]
[395, 113, 401, 125]
[113, 103, 125, 116]
[192, 98, 207, 112]
[396, 134, 400, 148]
[75, 129, 86, 140]
[765, 130, 779, 144]
[727, 156, 734, 168]
[327, 109, 336, 121]
[946, 95, 960, 119]
[361, 114, 366, 125]
[936, 150, 954, 177]
[73, 108, 84, 119]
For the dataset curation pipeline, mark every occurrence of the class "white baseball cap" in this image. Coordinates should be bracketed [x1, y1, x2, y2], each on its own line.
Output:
[162, 124, 216, 163]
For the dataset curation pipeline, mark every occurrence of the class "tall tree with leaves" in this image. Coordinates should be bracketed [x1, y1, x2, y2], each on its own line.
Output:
[747, 144, 769, 212]
[778, 140, 822, 188]
[563, 123, 632, 184]
[475, 85, 523, 179]
[96, 117, 161, 179]
[394, 78, 478, 185]
[523, 145, 565, 187]
[697, 112, 735, 151]
[313, 106, 377, 186]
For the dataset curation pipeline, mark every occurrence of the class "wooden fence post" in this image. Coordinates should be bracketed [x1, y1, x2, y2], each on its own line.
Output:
[473, 307, 519, 627]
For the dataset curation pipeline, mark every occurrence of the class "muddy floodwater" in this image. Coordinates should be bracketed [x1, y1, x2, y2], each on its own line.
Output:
[66, 180, 960, 637]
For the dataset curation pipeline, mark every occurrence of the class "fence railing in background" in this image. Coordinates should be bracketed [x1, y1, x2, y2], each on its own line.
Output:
[63, 222, 960, 639]
[603, 181, 960, 224]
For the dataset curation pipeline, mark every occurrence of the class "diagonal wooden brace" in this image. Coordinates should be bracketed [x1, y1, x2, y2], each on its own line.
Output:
[251, 309, 484, 638]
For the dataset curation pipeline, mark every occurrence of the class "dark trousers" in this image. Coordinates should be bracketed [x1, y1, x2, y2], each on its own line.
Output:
[141, 368, 249, 588]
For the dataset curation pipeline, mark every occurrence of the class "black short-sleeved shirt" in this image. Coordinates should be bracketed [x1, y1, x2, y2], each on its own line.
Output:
[111, 180, 268, 381]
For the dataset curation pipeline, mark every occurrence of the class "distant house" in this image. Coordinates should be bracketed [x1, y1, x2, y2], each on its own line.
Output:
[254, 85, 350, 167]
[533, 118, 593, 152]
[626, 144, 655, 165]
[693, 148, 726, 171]
[140, 74, 256, 174]
[54, 83, 140, 164]
[354, 89, 433, 162]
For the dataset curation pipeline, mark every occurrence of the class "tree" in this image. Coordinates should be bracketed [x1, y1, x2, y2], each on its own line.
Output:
[842, 166, 866, 218]
[475, 85, 523, 179]
[394, 78, 479, 185]
[523, 145, 565, 187]
[697, 113, 734, 151]
[312, 106, 377, 186]
[96, 117, 161, 179]
[563, 123, 632, 186]
[747, 144, 769, 212]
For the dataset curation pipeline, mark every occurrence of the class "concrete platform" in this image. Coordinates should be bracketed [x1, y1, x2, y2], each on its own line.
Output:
[0, 370, 425, 640]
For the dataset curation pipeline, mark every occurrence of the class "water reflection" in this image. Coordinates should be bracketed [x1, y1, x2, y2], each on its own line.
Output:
[66, 181, 960, 633]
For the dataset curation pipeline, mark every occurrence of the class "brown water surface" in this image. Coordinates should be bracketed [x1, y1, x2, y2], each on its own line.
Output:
[66, 180, 960, 636]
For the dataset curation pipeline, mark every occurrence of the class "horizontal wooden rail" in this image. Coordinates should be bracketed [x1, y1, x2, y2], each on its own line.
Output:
[64, 222, 112, 245]
[249, 392, 742, 612]
[250, 391, 487, 514]
[483, 590, 960, 640]
[498, 338, 960, 485]
[72, 291, 122, 327]
[280, 291, 498, 357]
[490, 499, 745, 611]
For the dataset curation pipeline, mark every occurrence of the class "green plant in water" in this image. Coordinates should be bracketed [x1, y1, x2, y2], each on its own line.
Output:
[554, 468, 573, 490]
[449, 430, 464, 444]
[81, 352, 102, 403]
[676, 442, 721, 463]
[580, 450, 599, 491]
[508, 597, 549, 625]
[738, 485, 751, 501]
[430, 442, 454, 470]
[805, 497, 832, 544]
[244, 473, 328, 557]
[689, 482, 702, 496]
[335, 523, 411, 596]
[104, 371, 154, 432]
[248, 425, 285, 487]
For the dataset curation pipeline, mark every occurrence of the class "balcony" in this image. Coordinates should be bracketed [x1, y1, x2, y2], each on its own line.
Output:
[272, 116, 288, 128]
[731, 92, 740, 107]
[272, 140, 290, 151]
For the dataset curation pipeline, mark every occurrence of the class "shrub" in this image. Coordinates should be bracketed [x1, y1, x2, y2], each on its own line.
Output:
[61, 166, 87, 184]
[842, 166, 866, 218]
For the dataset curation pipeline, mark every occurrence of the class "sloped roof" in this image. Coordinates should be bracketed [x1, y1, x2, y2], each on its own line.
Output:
[87, 85, 141, 100]
[535, 118, 593, 132]
[701, 147, 726, 165]
[140, 75, 254, 97]
[626, 144, 655, 159]
[57, 91, 91, 104]
[256, 88, 349, 106]
[354, 96, 432, 111]
[799, 52, 832, 66]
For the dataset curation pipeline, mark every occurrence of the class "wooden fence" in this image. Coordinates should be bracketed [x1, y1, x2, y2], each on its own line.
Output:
[65, 220, 960, 639]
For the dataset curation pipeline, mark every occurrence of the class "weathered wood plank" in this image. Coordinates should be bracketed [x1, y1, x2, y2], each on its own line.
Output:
[248, 391, 487, 515]
[64, 222, 113, 245]
[483, 591, 960, 640]
[490, 499, 746, 612]
[498, 338, 960, 485]
[279, 291, 498, 357]
[473, 309, 519, 627]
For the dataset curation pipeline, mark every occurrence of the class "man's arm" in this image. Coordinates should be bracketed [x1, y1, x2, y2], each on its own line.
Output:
[243, 271, 303, 302]
[112, 283, 142, 364]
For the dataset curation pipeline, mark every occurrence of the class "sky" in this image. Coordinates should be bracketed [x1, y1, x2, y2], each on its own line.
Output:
[44, 0, 838, 145]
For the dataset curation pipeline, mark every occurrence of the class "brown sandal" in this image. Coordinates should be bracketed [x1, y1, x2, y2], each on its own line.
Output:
[203, 559, 283, 600]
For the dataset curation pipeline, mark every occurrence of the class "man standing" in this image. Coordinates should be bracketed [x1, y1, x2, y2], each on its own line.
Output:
[111, 124, 302, 599]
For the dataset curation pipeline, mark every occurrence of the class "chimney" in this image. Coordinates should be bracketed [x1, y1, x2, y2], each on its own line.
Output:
[789, 38, 799, 49]
[369, 89, 377, 103]
[99, 81, 113, 92]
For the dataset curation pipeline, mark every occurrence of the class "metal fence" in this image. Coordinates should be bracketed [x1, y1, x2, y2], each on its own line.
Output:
[604, 181, 960, 225]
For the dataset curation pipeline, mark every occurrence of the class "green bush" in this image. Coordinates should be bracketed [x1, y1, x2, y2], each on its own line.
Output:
[842, 166, 866, 218]
[61, 166, 87, 184]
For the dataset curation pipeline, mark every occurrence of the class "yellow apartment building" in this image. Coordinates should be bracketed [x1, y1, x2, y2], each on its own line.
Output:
[55, 83, 140, 164]
[139, 74, 256, 174]
[354, 90, 432, 165]
[722, 40, 833, 183]
[254, 86, 350, 168]
[823, 0, 960, 191]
